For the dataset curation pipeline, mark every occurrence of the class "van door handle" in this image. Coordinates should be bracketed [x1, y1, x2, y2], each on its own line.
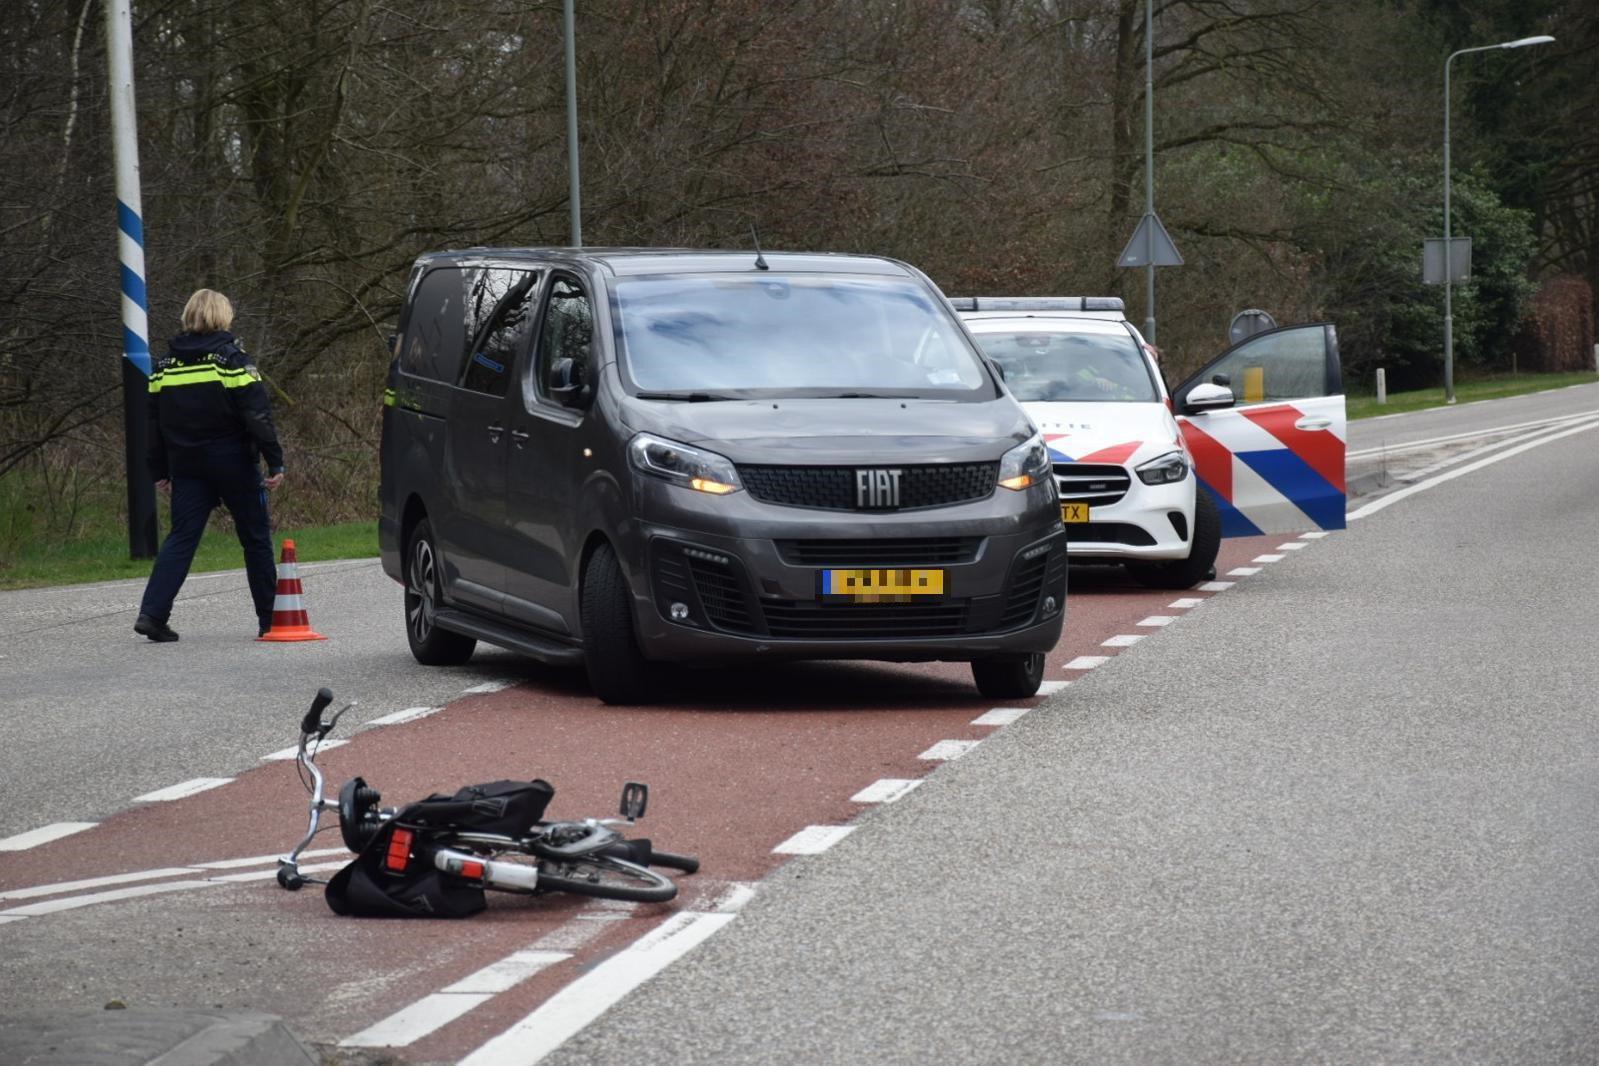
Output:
[509, 429, 530, 446]
[1294, 416, 1332, 432]
[487, 423, 505, 443]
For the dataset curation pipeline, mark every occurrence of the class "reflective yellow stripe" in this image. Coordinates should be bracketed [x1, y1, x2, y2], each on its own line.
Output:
[383, 388, 396, 407]
[148, 365, 254, 392]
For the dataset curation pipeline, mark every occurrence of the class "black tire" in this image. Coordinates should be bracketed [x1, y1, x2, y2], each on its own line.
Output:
[971, 651, 1046, 699]
[405, 518, 477, 666]
[1127, 486, 1222, 590]
[647, 849, 700, 875]
[537, 854, 678, 903]
[579, 542, 659, 704]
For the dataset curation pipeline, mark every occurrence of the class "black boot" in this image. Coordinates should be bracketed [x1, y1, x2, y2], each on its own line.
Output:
[135, 615, 180, 643]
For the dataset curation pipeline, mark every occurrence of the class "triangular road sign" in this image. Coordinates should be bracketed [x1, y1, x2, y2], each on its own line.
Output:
[1117, 212, 1184, 268]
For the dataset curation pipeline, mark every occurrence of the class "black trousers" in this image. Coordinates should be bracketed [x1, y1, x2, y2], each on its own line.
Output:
[139, 451, 276, 628]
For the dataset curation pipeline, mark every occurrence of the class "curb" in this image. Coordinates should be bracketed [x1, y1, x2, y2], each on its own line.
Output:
[0, 1008, 317, 1066]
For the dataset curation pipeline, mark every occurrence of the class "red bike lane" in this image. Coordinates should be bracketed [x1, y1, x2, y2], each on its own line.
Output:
[0, 534, 1294, 1062]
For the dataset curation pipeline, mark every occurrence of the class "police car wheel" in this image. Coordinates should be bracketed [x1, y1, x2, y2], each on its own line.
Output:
[405, 519, 476, 666]
[971, 652, 1045, 699]
[579, 542, 660, 705]
[1127, 487, 1221, 590]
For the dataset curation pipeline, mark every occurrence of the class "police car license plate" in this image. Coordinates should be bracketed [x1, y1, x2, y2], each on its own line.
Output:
[821, 568, 945, 603]
[1061, 502, 1091, 523]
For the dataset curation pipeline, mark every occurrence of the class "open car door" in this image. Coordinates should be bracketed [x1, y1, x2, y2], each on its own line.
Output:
[1172, 323, 1345, 537]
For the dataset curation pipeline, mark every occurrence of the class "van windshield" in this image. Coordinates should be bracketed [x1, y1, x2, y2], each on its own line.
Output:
[613, 275, 991, 398]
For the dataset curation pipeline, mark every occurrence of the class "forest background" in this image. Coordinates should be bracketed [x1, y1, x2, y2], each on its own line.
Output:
[2, 0, 1596, 538]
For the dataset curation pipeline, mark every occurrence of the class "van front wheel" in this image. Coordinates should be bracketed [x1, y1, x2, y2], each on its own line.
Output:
[579, 543, 659, 705]
[971, 652, 1045, 699]
[405, 519, 476, 666]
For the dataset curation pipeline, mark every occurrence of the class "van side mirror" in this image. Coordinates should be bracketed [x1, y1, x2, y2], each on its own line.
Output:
[548, 357, 591, 409]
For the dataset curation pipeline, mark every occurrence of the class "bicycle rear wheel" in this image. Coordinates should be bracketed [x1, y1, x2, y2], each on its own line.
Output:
[537, 854, 678, 903]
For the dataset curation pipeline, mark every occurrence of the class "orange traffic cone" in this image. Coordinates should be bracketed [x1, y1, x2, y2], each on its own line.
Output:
[257, 539, 328, 642]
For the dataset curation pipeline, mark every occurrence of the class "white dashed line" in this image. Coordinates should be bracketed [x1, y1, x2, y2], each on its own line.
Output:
[1252, 554, 1284, 563]
[971, 707, 1029, 726]
[919, 739, 981, 761]
[1136, 615, 1175, 627]
[1063, 655, 1110, 670]
[773, 825, 857, 855]
[260, 739, 347, 761]
[1168, 597, 1204, 609]
[1227, 567, 1261, 577]
[1102, 634, 1144, 647]
[850, 779, 923, 804]
[132, 778, 233, 803]
[1277, 542, 1307, 550]
[193, 847, 346, 870]
[462, 680, 515, 695]
[1197, 581, 1234, 591]
[1036, 680, 1070, 695]
[0, 880, 214, 918]
[344, 994, 495, 1049]
[209, 861, 346, 883]
[0, 868, 199, 903]
[0, 823, 98, 852]
[366, 706, 441, 727]
[1300, 531, 1330, 539]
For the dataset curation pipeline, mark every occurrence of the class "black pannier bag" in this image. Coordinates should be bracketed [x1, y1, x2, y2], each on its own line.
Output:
[324, 779, 554, 918]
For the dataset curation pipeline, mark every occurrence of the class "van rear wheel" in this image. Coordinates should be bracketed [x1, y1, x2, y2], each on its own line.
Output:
[971, 652, 1045, 699]
[404, 519, 476, 666]
[579, 543, 659, 705]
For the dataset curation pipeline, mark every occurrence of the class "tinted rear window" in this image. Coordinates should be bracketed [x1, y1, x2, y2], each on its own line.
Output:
[398, 267, 468, 384]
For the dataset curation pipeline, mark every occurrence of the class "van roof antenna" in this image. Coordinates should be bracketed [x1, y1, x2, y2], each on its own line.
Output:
[750, 224, 770, 271]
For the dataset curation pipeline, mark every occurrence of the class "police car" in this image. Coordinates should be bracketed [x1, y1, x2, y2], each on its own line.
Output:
[954, 297, 1347, 588]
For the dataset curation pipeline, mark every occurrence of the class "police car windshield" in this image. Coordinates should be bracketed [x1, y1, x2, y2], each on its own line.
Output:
[614, 275, 991, 398]
[974, 329, 1159, 404]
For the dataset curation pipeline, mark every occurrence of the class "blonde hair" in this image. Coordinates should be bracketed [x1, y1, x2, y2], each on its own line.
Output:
[181, 289, 235, 333]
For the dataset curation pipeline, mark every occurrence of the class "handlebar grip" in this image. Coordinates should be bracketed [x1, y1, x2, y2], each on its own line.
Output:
[300, 688, 334, 735]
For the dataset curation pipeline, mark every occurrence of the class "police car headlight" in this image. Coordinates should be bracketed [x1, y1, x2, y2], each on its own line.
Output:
[998, 435, 1050, 491]
[1135, 451, 1188, 485]
[628, 433, 743, 495]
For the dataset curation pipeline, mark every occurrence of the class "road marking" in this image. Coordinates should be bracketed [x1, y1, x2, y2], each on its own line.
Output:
[919, 739, 980, 761]
[972, 707, 1029, 726]
[707, 882, 758, 913]
[1168, 597, 1204, 609]
[444, 950, 572, 994]
[132, 777, 233, 803]
[0, 822, 97, 851]
[1227, 567, 1261, 576]
[1036, 680, 1070, 695]
[1063, 655, 1110, 670]
[209, 860, 346, 883]
[1197, 580, 1234, 591]
[365, 706, 441, 727]
[1299, 531, 1329, 539]
[1102, 634, 1143, 647]
[850, 779, 923, 804]
[0, 868, 199, 902]
[463, 680, 515, 694]
[1348, 416, 1599, 522]
[1277, 542, 1307, 550]
[1137, 615, 1175, 627]
[773, 825, 857, 855]
[0, 879, 214, 918]
[1252, 554, 1284, 563]
[1345, 412, 1590, 459]
[459, 911, 738, 1066]
[194, 847, 347, 870]
[343, 993, 496, 1048]
[260, 739, 347, 761]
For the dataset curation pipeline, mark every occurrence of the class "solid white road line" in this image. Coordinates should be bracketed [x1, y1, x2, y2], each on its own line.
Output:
[194, 847, 347, 870]
[1253, 554, 1284, 563]
[0, 879, 215, 918]
[260, 739, 347, 761]
[132, 777, 233, 803]
[209, 860, 346, 883]
[1137, 615, 1176, 627]
[773, 825, 857, 855]
[706, 882, 759, 914]
[1348, 416, 1599, 522]
[0, 867, 199, 902]
[1197, 580, 1235, 590]
[1345, 411, 1590, 459]
[1063, 655, 1110, 670]
[365, 705, 441, 727]
[1102, 634, 1143, 647]
[0, 822, 98, 851]
[444, 951, 573, 995]
[1036, 680, 1070, 696]
[342, 993, 495, 1048]
[850, 779, 923, 804]
[1168, 597, 1204, 609]
[1227, 567, 1261, 576]
[971, 707, 1029, 726]
[919, 739, 980, 761]
[460, 911, 737, 1066]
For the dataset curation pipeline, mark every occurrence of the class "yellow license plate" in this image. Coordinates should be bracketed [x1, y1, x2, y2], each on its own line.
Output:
[821, 568, 945, 602]
[1061, 502, 1091, 523]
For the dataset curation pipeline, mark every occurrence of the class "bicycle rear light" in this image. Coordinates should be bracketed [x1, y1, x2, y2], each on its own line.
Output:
[385, 827, 415, 872]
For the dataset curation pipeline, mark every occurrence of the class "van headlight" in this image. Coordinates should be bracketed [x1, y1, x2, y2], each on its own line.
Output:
[1135, 451, 1189, 485]
[997, 434, 1050, 491]
[628, 433, 743, 495]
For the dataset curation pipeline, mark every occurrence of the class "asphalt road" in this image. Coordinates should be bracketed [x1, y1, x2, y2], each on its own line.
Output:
[546, 402, 1599, 1063]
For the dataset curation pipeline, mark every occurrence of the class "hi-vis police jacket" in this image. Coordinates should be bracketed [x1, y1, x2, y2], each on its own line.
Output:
[147, 330, 284, 481]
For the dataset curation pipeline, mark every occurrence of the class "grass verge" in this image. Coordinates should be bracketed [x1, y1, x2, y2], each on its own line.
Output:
[1347, 370, 1598, 420]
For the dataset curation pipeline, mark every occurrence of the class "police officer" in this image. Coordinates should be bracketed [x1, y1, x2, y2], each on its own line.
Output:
[134, 289, 285, 642]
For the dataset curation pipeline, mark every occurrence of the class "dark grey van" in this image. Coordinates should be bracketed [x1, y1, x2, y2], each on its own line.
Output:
[378, 249, 1065, 703]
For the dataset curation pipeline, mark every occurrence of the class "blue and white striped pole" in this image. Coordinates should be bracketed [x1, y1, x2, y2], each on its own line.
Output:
[105, 0, 157, 556]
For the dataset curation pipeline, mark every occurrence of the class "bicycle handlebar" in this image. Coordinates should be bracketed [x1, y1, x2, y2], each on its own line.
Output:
[300, 688, 334, 736]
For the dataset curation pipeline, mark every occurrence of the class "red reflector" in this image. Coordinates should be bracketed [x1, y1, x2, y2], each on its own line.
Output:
[384, 828, 414, 872]
[461, 860, 485, 880]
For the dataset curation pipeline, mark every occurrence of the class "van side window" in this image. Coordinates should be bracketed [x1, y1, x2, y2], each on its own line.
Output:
[533, 274, 594, 404]
[461, 268, 539, 397]
[398, 267, 468, 383]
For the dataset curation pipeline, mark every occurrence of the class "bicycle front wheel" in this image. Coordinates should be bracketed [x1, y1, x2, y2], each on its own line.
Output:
[537, 854, 678, 903]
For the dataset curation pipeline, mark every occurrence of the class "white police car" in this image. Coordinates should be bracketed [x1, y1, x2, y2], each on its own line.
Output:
[954, 297, 1347, 588]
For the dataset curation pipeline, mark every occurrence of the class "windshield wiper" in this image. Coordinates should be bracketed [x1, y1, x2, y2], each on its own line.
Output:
[633, 391, 740, 402]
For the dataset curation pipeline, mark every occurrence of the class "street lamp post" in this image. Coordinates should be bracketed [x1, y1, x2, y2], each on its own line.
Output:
[1442, 34, 1553, 404]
